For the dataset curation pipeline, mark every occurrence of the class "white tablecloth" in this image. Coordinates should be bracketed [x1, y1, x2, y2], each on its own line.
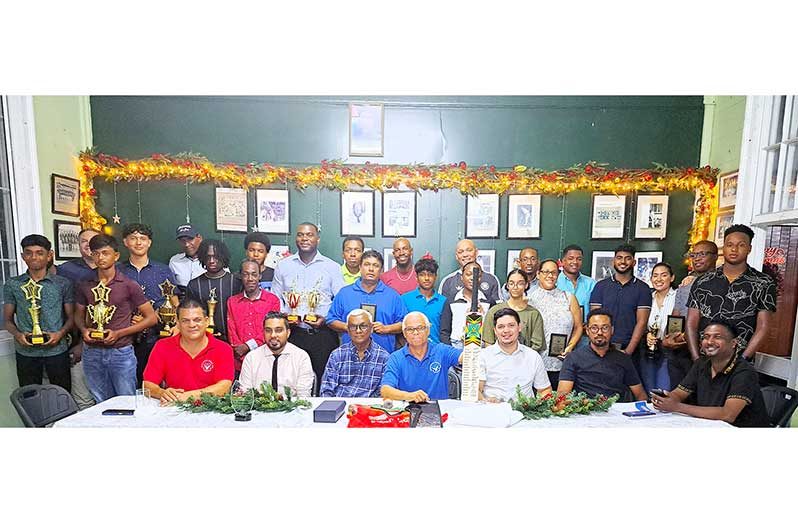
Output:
[53, 396, 731, 429]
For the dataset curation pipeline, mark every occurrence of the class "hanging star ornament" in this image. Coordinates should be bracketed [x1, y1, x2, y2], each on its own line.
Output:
[112, 214, 121, 224]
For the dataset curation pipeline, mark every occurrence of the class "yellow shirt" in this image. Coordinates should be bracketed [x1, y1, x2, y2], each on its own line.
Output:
[341, 264, 360, 285]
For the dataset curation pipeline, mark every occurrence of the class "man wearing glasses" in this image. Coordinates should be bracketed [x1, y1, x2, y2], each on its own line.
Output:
[557, 308, 647, 401]
[674, 240, 718, 316]
[320, 309, 390, 397]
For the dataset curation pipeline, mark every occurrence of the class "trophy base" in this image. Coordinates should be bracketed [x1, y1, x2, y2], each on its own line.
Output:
[26, 334, 47, 345]
[303, 314, 318, 323]
[234, 412, 252, 422]
[89, 330, 107, 340]
[287, 314, 300, 324]
[159, 329, 174, 338]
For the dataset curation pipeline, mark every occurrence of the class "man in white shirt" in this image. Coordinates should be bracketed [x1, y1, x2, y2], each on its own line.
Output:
[168, 224, 205, 289]
[239, 311, 314, 397]
[479, 307, 551, 402]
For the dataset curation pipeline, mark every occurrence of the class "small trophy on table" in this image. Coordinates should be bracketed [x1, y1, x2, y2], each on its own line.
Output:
[20, 279, 48, 345]
[206, 287, 218, 335]
[284, 290, 302, 324]
[87, 281, 117, 340]
[157, 279, 178, 337]
[304, 289, 321, 324]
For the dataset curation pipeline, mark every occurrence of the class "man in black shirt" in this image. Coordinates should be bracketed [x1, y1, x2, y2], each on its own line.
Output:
[652, 321, 770, 427]
[243, 231, 275, 292]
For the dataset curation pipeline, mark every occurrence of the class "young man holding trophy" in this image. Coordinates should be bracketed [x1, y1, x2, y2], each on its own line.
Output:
[74, 234, 158, 402]
[3, 234, 75, 390]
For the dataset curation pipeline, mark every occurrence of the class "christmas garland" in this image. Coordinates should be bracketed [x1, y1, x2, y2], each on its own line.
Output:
[77, 150, 719, 249]
[173, 383, 311, 414]
[509, 386, 619, 420]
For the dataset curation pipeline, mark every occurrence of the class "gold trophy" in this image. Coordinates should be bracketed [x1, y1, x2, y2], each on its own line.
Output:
[20, 279, 48, 345]
[304, 289, 321, 323]
[206, 287, 218, 335]
[87, 281, 117, 340]
[157, 279, 178, 337]
[646, 317, 660, 360]
[284, 290, 301, 324]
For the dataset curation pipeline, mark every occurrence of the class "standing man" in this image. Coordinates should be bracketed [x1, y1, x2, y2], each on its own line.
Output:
[169, 223, 205, 290]
[556, 244, 596, 326]
[380, 237, 418, 294]
[243, 231, 274, 291]
[328, 250, 407, 353]
[674, 240, 718, 314]
[119, 223, 178, 386]
[74, 234, 158, 402]
[340, 236, 364, 285]
[186, 239, 242, 345]
[438, 239, 501, 303]
[401, 256, 447, 344]
[4, 234, 74, 391]
[687, 224, 776, 362]
[500, 247, 540, 300]
[57, 228, 102, 283]
[271, 222, 345, 387]
[589, 244, 652, 357]
[226, 259, 281, 373]
[440, 261, 494, 348]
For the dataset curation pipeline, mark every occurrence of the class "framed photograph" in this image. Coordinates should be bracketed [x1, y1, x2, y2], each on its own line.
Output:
[476, 249, 496, 276]
[718, 171, 739, 209]
[382, 191, 416, 237]
[635, 194, 669, 239]
[256, 189, 290, 234]
[214, 187, 248, 232]
[634, 251, 663, 286]
[51, 173, 80, 217]
[666, 315, 686, 335]
[507, 194, 541, 239]
[382, 248, 397, 270]
[715, 212, 734, 247]
[591, 251, 616, 281]
[591, 194, 626, 239]
[340, 191, 375, 237]
[506, 249, 521, 277]
[265, 245, 291, 269]
[466, 194, 500, 238]
[53, 220, 81, 260]
[349, 103, 384, 157]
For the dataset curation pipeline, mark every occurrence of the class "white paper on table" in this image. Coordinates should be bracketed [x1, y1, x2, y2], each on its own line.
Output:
[446, 401, 524, 428]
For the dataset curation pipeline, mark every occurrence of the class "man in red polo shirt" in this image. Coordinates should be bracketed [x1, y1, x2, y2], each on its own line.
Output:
[143, 299, 234, 405]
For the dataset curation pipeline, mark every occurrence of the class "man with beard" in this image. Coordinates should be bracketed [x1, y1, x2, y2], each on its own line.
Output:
[340, 236, 364, 285]
[687, 224, 776, 362]
[169, 224, 205, 290]
[556, 244, 596, 326]
[271, 223, 345, 387]
[239, 312, 314, 397]
[500, 247, 540, 300]
[557, 308, 647, 400]
[438, 239, 501, 303]
[589, 244, 651, 357]
[652, 321, 770, 427]
[380, 237, 418, 294]
[243, 231, 275, 291]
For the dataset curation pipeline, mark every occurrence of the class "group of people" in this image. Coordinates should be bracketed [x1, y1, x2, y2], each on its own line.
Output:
[3, 217, 777, 427]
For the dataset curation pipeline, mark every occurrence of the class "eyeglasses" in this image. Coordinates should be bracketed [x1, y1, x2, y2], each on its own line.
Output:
[348, 323, 370, 332]
[404, 325, 428, 334]
[689, 251, 716, 259]
[539, 270, 558, 276]
[506, 281, 526, 288]
[588, 325, 612, 334]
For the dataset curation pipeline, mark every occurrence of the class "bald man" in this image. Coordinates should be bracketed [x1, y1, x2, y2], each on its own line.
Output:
[380, 238, 418, 294]
[438, 239, 501, 303]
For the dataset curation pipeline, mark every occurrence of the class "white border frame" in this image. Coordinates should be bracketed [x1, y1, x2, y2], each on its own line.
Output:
[634, 251, 663, 287]
[507, 194, 541, 239]
[255, 188, 290, 234]
[591, 250, 616, 281]
[634, 194, 669, 239]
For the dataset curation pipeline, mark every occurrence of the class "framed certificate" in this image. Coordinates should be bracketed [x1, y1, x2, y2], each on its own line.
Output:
[361, 303, 377, 322]
[666, 315, 685, 335]
[549, 333, 568, 357]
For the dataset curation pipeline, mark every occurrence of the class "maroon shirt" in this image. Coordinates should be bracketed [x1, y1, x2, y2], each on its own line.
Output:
[77, 269, 149, 349]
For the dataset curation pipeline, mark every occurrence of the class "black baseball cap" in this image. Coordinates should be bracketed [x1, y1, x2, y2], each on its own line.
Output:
[175, 224, 200, 240]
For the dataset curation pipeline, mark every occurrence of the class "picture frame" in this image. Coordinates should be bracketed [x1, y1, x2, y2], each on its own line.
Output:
[340, 191, 375, 237]
[349, 103, 384, 157]
[591, 251, 616, 281]
[718, 171, 739, 209]
[666, 315, 686, 336]
[634, 251, 663, 286]
[53, 220, 82, 260]
[265, 245, 291, 269]
[634, 194, 669, 239]
[256, 189, 290, 234]
[382, 248, 397, 270]
[214, 187, 248, 232]
[506, 249, 522, 277]
[382, 191, 416, 237]
[507, 194, 541, 239]
[549, 333, 569, 357]
[476, 249, 496, 276]
[51, 173, 80, 217]
[466, 194, 500, 238]
[715, 212, 734, 247]
[591, 194, 626, 239]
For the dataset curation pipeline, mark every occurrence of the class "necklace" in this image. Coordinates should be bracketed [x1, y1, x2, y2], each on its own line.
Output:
[395, 267, 415, 282]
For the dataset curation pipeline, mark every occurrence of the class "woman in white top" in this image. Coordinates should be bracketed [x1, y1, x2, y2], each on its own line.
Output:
[641, 262, 678, 393]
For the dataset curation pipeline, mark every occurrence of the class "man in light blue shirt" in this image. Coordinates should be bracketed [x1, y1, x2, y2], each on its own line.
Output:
[401, 257, 446, 344]
[556, 244, 596, 350]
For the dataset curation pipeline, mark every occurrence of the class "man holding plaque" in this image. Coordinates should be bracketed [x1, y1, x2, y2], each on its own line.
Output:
[328, 250, 407, 353]
[75, 234, 158, 402]
[3, 234, 75, 390]
[271, 222, 345, 387]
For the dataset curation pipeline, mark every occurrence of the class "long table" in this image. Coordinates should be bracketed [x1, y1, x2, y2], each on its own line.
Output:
[53, 395, 731, 429]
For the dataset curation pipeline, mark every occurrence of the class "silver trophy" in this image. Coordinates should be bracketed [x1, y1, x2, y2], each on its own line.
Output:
[230, 380, 255, 422]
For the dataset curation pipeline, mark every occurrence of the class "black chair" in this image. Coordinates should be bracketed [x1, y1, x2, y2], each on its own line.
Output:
[10, 384, 78, 428]
[761, 385, 798, 428]
[448, 366, 462, 399]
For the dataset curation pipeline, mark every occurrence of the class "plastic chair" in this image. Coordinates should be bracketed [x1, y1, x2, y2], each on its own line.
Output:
[448, 366, 462, 399]
[760, 385, 798, 428]
[10, 384, 78, 428]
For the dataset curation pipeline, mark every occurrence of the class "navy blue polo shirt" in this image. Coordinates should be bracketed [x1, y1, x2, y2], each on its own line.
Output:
[559, 344, 641, 398]
[589, 275, 652, 346]
[381, 342, 462, 400]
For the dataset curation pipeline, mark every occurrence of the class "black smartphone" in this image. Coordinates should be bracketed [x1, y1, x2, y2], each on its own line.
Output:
[622, 411, 656, 417]
[650, 389, 668, 397]
[102, 409, 135, 416]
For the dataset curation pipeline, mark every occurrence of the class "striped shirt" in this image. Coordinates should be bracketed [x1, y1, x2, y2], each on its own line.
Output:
[320, 340, 390, 397]
[186, 272, 242, 343]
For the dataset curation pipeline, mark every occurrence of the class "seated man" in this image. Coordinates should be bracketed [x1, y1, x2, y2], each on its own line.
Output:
[239, 311, 314, 397]
[557, 308, 647, 401]
[479, 308, 551, 402]
[320, 309, 390, 397]
[380, 311, 463, 402]
[142, 299, 234, 405]
[652, 321, 770, 427]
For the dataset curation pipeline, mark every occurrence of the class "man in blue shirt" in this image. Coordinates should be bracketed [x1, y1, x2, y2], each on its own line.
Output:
[381, 311, 464, 402]
[320, 309, 390, 397]
[401, 257, 446, 344]
[328, 250, 407, 352]
[556, 244, 596, 323]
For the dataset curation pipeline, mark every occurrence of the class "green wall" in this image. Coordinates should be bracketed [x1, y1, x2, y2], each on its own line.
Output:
[88, 96, 704, 279]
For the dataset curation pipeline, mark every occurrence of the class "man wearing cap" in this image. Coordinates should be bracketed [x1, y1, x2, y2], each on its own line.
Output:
[169, 224, 205, 290]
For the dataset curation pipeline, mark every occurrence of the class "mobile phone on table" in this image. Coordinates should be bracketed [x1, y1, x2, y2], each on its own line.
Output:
[622, 410, 656, 417]
[102, 409, 135, 416]
[650, 389, 668, 397]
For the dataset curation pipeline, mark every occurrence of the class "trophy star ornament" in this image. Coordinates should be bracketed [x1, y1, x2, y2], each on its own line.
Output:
[20, 278, 48, 345]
